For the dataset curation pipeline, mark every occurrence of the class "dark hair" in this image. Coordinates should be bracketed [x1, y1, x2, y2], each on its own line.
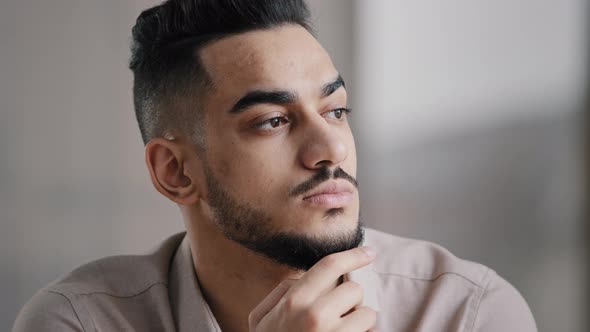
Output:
[129, 0, 312, 145]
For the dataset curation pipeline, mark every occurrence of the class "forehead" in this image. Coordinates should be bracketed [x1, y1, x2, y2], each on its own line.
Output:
[199, 24, 338, 100]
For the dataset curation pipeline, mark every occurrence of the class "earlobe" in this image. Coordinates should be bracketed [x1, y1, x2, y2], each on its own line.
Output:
[144, 138, 201, 206]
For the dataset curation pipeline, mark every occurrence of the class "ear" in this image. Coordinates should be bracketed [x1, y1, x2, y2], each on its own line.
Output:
[144, 137, 203, 206]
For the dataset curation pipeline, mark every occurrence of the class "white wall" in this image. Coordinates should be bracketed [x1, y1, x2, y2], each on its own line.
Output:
[1, 1, 182, 329]
[354, 0, 587, 148]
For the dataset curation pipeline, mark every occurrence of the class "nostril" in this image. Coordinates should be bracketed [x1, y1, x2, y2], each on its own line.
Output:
[314, 160, 332, 168]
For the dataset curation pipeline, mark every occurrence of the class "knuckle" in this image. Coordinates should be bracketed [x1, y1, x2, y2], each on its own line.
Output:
[319, 254, 341, 270]
[345, 281, 362, 293]
[365, 307, 378, 324]
[345, 281, 364, 300]
[302, 308, 323, 330]
[282, 294, 303, 312]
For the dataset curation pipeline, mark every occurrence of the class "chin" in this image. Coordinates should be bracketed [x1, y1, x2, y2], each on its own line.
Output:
[303, 209, 359, 235]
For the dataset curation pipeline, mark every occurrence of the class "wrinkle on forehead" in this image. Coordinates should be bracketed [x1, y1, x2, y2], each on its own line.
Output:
[199, 24, 335, 94]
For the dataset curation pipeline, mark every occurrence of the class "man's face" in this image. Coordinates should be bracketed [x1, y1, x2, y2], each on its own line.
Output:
[196, 24, 361, 270]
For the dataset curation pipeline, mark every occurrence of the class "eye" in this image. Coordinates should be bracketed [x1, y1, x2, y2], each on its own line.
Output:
[254, 115, 289, 130]
[324, 107, 351, 120]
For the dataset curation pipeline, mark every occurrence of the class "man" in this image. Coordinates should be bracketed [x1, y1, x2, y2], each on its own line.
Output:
[13, 0, 537, 331]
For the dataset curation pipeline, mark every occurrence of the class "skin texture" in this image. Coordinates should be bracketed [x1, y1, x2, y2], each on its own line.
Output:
[144, 25, 375, 332]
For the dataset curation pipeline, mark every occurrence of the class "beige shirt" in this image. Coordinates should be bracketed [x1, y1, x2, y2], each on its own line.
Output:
[13, 228, 537, 331]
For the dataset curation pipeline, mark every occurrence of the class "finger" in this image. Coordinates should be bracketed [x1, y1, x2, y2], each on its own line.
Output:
[338, 306, 377, 332]
[248, 279, 297, 328]
[312, 281, 364, 317]
[287, 246, 375, 301]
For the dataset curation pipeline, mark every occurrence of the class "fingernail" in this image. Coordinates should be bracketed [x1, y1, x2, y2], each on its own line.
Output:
[362, 246, 376, 258]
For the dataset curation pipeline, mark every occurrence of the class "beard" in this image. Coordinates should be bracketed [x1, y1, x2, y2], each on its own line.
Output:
[203, 165, 364, 271]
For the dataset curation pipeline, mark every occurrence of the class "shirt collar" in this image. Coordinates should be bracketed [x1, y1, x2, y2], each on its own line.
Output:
[169, 235, 221, 332]
[344, 261, 382, 312]
[168, 234, 381, 332]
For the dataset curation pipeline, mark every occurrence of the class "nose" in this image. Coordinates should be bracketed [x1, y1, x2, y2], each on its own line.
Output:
[299, 116, 348, 170]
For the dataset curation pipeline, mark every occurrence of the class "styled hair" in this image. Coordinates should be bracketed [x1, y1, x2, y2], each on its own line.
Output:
[129, 0, 312, 145]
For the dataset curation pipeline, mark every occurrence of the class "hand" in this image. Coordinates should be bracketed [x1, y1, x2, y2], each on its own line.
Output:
[248, 246, 378, 332]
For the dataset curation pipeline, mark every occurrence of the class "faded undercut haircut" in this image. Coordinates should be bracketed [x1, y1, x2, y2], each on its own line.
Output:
[129, 0, 313, 145]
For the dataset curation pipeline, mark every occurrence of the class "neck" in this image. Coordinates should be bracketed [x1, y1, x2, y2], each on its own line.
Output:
[182, 205, 312, 332]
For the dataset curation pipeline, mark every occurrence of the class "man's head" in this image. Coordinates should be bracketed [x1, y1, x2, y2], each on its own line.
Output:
[130, 0, 362, 271]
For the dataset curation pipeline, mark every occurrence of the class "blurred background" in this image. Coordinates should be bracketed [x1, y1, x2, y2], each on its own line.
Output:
[0, 0, 587, 331]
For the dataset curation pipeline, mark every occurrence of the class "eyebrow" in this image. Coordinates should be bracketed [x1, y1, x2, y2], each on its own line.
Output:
[228, 74, 346, 114]
[321, 74, 345, 97]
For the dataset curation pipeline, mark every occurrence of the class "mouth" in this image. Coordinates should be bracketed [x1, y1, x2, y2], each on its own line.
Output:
[302, 180, 354, 208]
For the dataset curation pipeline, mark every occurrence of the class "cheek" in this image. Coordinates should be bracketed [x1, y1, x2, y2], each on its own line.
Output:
[218, 159, 231, 177]
[214, 144, 287, 197]
[239, 163, 286, 207]
[211, 140, 239, 179]
[344, 133, 358, 174]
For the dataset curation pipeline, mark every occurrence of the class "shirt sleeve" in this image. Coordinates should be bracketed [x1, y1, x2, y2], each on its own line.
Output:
[472, 269, 538, 332]
[12, 290, 85, 332]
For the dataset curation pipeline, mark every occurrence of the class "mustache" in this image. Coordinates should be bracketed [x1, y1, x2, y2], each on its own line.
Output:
[289, 166, 358, 197]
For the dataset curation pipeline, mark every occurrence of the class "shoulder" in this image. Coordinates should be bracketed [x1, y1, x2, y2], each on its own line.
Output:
[46, 232, 185, 297]
[12, 290, 83, 332]
[364, 227, 490, 285]
[12, 232, 186, 332]
[472, 268, 538, 331]
[363, 227, 537, 331]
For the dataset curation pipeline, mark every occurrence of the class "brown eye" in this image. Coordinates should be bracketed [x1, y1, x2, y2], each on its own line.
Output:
[270, 117, 281, 127]
[254, 115, 289, 130]
[325, 108, 351, 120]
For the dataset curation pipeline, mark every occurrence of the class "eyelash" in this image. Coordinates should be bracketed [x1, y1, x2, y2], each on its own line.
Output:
[253, 108, 352, 130]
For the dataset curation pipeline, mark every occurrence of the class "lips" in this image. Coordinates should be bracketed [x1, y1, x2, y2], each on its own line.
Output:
[302, 180, 354, 208]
